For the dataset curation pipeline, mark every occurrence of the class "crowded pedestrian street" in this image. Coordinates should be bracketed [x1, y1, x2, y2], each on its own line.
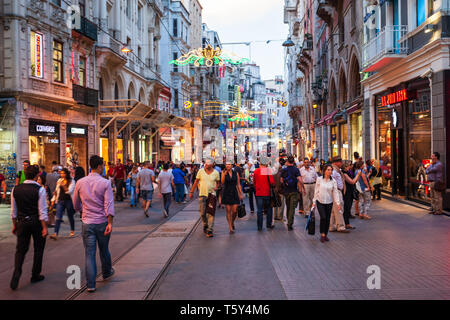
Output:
[1, 0, 450, 309]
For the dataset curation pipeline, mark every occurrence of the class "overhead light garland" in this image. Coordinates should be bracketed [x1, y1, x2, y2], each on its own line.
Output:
[169, 45, 249, 67]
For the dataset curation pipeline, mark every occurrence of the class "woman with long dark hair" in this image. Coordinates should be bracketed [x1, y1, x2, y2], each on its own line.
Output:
[221, 161, 243, 234]
[342, 161, 362, 230]
[311, 164, 341, 243]
[50, 168, 76, 240]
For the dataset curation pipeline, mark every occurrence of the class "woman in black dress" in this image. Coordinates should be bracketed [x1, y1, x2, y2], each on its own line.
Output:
[221, 162, 243, 234]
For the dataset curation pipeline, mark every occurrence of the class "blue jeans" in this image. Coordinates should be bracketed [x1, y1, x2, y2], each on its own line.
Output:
[54, 199, 75, 234]
[163, 193, 172, 214]
[81, 222, 112, 289]
[130, 186, 137, 206]
[175, 184, 185, 202]
[256, 196, 273, 230]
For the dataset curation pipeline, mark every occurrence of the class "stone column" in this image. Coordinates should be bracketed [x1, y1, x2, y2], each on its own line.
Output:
[193, 119, 202, 163]
[60, 123, 67, 167]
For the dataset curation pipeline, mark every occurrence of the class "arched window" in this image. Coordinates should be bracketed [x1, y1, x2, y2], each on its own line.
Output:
[114, 82, 119, 100]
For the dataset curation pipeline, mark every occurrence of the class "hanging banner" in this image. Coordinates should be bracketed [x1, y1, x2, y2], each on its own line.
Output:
[35, 33, 43, 78]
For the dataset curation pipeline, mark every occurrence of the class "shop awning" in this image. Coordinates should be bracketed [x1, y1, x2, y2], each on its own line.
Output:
[159, 127, 177, 147]
[346, 102, 362, 115]
[317, 109, 338, 126]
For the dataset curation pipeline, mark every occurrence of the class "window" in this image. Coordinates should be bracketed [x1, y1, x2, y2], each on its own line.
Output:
[126, 0, 131, 18]
[79, 56, 86, 87]
[30, 31, 44, 78]
[52, 40, 63, 83]
[79, 0, 86, 17]
[51, 0, 61, 6]
[173, 19, 178, 37]
[138, 5, 143, 30]
[173, 53, 178, 72]
[417, 0, 426, 26]
[174, 90, 179, 109]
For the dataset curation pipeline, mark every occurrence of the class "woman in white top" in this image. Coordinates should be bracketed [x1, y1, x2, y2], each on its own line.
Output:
[311, 164, 342, 243]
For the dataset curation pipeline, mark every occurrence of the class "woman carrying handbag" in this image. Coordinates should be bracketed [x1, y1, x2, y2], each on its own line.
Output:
[221, 161, 243, 234]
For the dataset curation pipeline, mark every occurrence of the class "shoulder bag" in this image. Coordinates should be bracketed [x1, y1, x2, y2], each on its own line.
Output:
[267, 168, 281, 208]
[237, 201, 246, 218]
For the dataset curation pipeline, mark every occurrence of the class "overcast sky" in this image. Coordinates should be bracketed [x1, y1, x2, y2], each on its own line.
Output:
[201, 0, 288, 81]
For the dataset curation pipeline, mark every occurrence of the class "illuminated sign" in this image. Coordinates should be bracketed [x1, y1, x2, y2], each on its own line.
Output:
[36, 125, 55, 133]
[184, 101, 192, 109]
[392, 109, 398, 128]
[381, 89, 408, 107]
[35, 33, 43, 78]
[71, 127, 86, 135]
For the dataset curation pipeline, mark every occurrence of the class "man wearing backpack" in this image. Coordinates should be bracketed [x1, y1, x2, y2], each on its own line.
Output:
[281, 156, 305, 231]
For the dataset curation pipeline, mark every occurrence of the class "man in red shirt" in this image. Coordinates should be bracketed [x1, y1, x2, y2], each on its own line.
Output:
[253, 158, 275, 231]
[113, 159, 126, 202]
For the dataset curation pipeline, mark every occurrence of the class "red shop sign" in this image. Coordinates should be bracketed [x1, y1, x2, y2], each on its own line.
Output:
[381, 89, 408, 107]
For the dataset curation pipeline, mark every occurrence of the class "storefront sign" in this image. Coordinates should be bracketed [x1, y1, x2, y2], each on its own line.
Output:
[381, 89, 408, 107]
[35, 33, 43, 78]
[29, 121, 59, 136]
[70, 127, 86, 135]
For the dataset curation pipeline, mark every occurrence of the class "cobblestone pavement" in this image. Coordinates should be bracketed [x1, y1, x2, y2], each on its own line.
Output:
[151, 198, 450, 300]
[0, 195, 191, 299]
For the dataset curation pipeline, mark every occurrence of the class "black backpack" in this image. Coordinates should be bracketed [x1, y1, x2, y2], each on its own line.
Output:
[282, 167, 298, 190]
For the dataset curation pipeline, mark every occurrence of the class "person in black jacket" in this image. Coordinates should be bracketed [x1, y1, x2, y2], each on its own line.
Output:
[10, 165, 48, 290]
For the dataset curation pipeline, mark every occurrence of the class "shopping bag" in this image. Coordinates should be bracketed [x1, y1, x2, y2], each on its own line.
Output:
[305, 208, 315, 235]
[237, 201, 247, 218]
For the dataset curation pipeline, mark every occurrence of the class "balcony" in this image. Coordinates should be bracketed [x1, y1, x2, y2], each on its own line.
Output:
[362, 25, 408, 72]
[73, 16, 98, 41]
[316, 0, 335, 25]
[73, 84, 98, 107]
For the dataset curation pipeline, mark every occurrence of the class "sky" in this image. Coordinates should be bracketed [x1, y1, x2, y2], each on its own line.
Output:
[201, 0, 288, 81]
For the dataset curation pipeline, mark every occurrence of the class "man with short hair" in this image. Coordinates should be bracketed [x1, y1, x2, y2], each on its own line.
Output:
[172, 164, 186, 203]
[330, 156, 350, 233]
[137, 161, 156, 217]
[253, 157, 276, 231]
[190, 159, 220, 238]
[10, 165, 48, 290]
[280, 156, 304, 231]
[426, 152, 444, 215]
[16, 160, 30, 185]
[73, 155, 115, 293]
[113, 159, 126, 201]
[300, 158, 318, 216]
[158, 163, 175, 218]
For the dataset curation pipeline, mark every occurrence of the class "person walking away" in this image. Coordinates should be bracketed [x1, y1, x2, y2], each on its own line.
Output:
[370, 160, 382, 200]
[172, 165, 186, 204]
[253, 158, 276, 231]
[113, 159, 126, 202]
[158, 163, 175, 218]
[10, 165, 48, 290]
[128, 166, 139, 207]
[311, 165, 341, 243]
[329, 157, 350, 233]
[73, 155, 115, 292]
[342, 161, 362, 230]
[221, 161, 243, 234]
[273, 158, 286, 221]
[244, 161, 256, 214]
[45, 166, 60, 226]
[426, 152, 444, 215]
[352, 152, 361, 216]
[297, 161, 305, 215]
[181, 164, 190, 203]
[281, 156, 304, 231]
[136, 161, 155, 217]
[189, 159, 220, 238]
[300, 158, 318, 217]
[314, 158, 321, 175]
[355, 161, 373, 220]
[16, 160, 30, 185]
[49, 168, 76, 239]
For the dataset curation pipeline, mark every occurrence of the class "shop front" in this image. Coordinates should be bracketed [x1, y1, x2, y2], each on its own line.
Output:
[347, 102, 363, 158]
[28, 120, 60, 170]
[375, 80, 431, 203]
[66, 125, 88, 171]
[100, 128, 109, 165]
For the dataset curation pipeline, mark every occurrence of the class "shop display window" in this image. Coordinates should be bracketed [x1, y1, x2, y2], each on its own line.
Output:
[29, 136, 59, 171]
[339, 123, 349, 160]
[377, 105, 392, 192]
[117, 139, 124, 163]
[351, 113, 363, 157]
[331, 126, 338, 157]
[66, 136, 87, 171]
[407, 89, 431, 202]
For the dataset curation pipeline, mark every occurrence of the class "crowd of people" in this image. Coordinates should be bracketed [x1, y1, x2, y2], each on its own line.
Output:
[8, 149, 444, 291]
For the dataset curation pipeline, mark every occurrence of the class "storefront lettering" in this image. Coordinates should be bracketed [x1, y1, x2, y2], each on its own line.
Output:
[71, 127, 85, 135]
[36, 125, 55, 133]
[35, 33, 43, 78]
[381, 89, 408, 107]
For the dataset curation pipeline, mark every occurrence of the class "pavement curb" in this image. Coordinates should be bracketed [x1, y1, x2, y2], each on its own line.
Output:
[382, 194, 450, 217]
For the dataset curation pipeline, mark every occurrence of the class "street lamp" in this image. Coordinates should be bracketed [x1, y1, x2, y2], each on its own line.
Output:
[282, 37, 295, 47]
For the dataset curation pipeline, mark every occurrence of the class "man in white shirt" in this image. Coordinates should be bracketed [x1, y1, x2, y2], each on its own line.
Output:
[330, 157, 349, 233]
[300, 158, 317, 215]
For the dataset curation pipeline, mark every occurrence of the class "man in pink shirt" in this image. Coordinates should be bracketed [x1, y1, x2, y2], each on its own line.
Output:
[73, 155, 115, 292]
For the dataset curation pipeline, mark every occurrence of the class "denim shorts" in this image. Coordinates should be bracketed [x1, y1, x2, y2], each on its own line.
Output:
[141, 190, 153, 201]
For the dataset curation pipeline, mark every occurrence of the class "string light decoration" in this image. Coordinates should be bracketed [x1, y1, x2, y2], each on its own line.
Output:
[169, 44, 249, 67]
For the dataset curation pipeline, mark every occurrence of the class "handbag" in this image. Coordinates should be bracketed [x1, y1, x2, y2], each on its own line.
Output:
[206, 193, 217, 216]
[243, 181, 255, 193]
[355, 181, 363, 194]
[370, 176, 382, 186]
[267, 169, 281, 208]
[305, 208, 315, 235]
[237, 201, 247, 218]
